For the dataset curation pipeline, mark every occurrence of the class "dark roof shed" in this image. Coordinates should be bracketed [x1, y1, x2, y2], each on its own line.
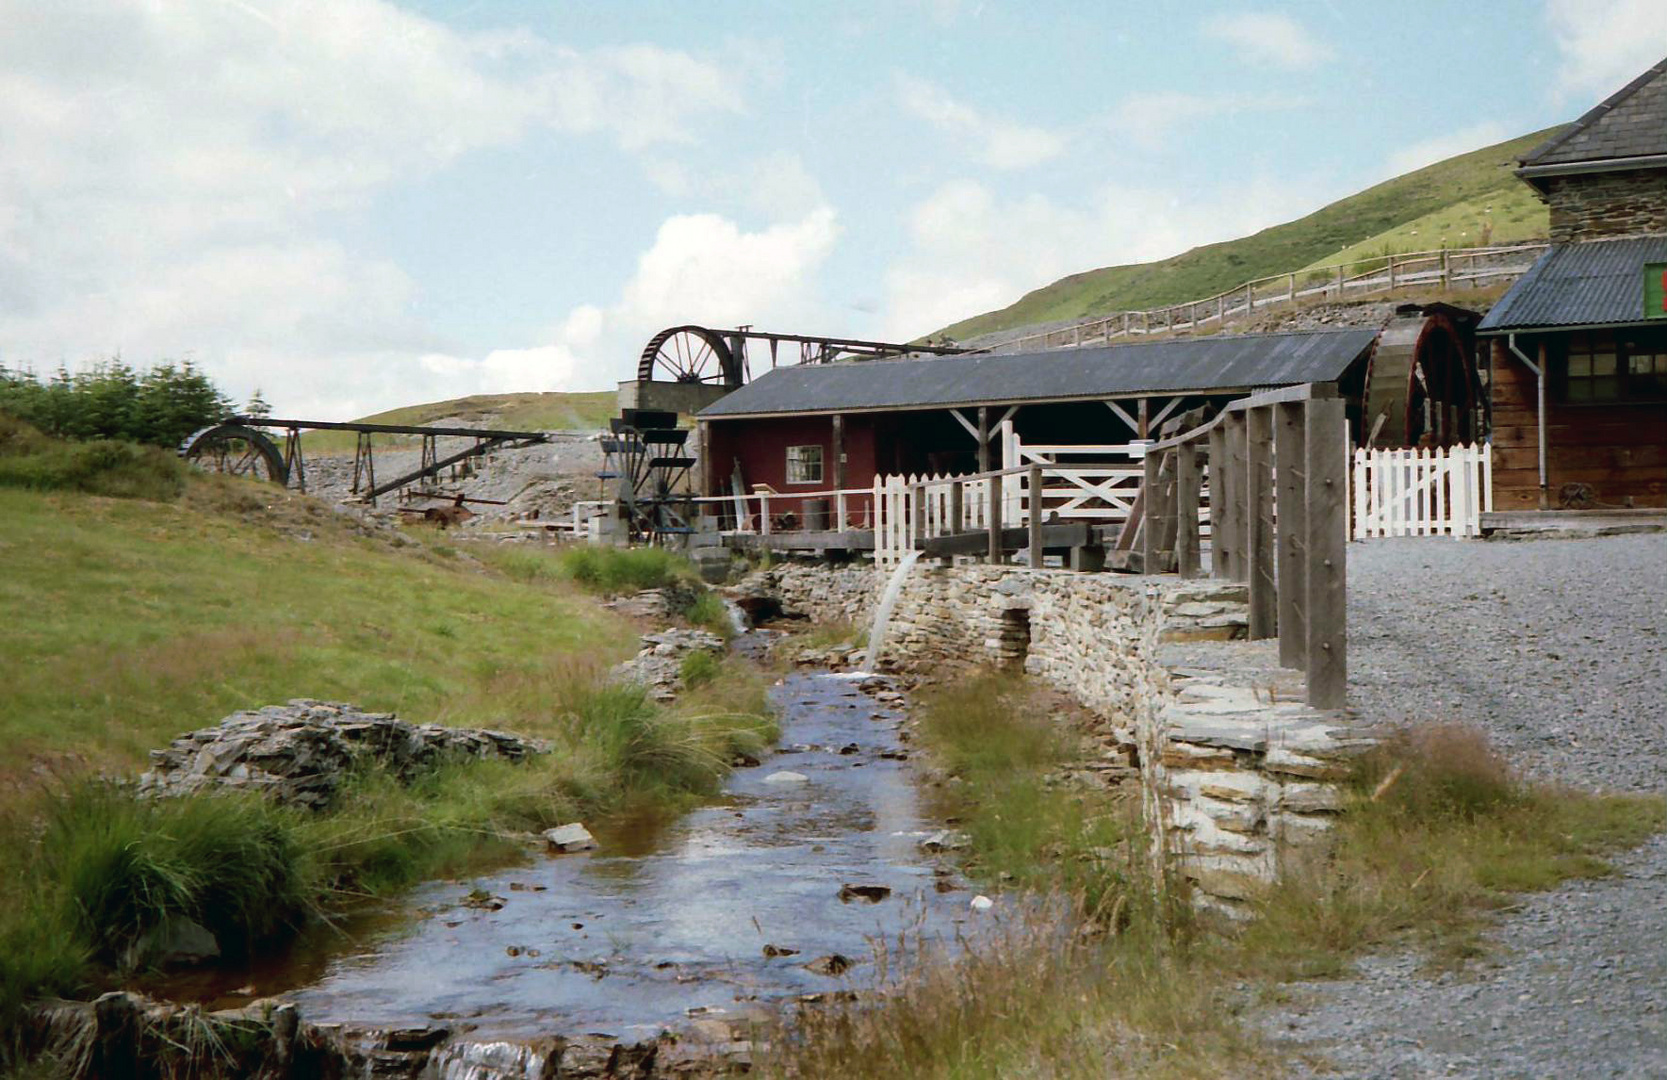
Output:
[1477, 236, 1667, 333]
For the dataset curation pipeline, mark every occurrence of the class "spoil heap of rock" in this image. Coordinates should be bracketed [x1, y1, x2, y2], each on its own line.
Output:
[136, 700, 549, 809]
[610, 629, 726, 701]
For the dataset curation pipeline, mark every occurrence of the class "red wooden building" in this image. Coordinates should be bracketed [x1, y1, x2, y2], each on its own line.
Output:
[1476, 56, 1667, 510]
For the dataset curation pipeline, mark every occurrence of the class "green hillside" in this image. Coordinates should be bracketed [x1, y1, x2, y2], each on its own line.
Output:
[303, 390, 618, 453]
[939, 126, 1559, 341]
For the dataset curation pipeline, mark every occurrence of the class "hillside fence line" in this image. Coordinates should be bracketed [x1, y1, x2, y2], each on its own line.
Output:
[983, 242, 1548, 353]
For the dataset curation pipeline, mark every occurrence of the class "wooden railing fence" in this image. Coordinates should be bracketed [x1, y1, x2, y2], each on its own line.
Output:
[988, 243, 1546, 354]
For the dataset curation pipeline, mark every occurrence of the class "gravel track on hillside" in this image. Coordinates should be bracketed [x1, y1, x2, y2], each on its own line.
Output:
[1259, 534, 1667, 1078]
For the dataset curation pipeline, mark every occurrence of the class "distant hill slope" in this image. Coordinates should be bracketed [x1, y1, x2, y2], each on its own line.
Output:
[354, 391, 617, 431]
[937, 127, 1558, 342]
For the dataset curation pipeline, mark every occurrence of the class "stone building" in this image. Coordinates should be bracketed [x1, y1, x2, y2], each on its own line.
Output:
[1478, 55, 1667, 510]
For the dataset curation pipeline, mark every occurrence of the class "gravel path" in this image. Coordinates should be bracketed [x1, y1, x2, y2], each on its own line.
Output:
[1259, 533, 1667, 1078]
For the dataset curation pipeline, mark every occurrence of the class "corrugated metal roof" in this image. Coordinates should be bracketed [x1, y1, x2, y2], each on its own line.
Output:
[698, 328, 1379, 418]
[1477, 236, 1667, 332]
[1521, 57, 1667, 168]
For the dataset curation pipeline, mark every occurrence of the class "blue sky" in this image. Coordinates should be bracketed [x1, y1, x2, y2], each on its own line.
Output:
[2, 0, 1664, 417]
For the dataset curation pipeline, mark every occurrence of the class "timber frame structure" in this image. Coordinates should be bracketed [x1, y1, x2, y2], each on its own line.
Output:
[179, 416, 552, 505]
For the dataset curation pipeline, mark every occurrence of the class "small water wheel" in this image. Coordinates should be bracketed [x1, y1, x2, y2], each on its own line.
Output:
[178, 423, 289, 485]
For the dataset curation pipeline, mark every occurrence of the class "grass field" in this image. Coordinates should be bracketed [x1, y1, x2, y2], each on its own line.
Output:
[299, 390, 618, 454]
[0, 458, 776, 1044]
[937, 127, 1558, 342]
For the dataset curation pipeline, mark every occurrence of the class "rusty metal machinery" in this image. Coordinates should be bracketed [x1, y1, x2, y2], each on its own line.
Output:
[603, 409, 696, 542]
[635, 324, 969, 387]
[180, 416, 551, 505]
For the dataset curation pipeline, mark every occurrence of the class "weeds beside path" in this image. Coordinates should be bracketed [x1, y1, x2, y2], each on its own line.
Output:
[763, 673, 1664, 1079]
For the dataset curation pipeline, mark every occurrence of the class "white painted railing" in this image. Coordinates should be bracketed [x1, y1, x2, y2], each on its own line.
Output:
[1351, 443, 1493, 539]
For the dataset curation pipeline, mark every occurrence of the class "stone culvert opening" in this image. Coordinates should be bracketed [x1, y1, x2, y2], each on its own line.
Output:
[997, 608, 1031, 669]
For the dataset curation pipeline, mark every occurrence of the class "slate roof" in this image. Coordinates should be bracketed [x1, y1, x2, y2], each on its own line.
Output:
[1477, 236, 1667, 332]
[698, 328, 1379, 418]
[1520, 56, 1667, 171]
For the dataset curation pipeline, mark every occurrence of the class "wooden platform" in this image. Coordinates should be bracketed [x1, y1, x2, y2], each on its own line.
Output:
[1479, 509, 1667, 538]
[721, 529, 875, 553]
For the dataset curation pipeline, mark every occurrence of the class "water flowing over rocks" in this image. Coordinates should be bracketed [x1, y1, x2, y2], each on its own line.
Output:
[738, 561, 1375, 914]
[136, 700, 549, 810]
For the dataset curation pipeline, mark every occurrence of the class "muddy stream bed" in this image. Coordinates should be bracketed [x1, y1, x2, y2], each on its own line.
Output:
[170, 669, 978, 1054]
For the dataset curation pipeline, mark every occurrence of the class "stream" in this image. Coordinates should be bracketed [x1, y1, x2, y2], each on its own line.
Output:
[237, 669, 975, 1046]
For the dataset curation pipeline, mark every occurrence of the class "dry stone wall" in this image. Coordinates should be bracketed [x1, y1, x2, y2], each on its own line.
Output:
[745, 561, 1374, 915]
[1544, 169, 1667, 242]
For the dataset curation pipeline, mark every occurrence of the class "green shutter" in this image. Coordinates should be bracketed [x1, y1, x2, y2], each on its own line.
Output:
[1647, 263, 1667, 320]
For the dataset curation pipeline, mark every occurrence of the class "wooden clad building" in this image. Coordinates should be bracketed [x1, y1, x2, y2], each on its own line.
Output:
[1477, 56, 1667, 510]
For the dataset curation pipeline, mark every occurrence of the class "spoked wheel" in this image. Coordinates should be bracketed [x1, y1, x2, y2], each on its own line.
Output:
[179, 423, 289, 485]
[636, 325, 741, 386]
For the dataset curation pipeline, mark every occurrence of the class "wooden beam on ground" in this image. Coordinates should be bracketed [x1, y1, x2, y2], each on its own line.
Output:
[1305, 396, 1348, 710]
[1275, 401, 1308, 669]
[1246, 406, 1276, 639]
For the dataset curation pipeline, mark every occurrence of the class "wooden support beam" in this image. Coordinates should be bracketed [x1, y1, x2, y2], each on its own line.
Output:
[1138, 397, 1150, 439]
[1219, 414, 1245, 581]
[1175, 445, 1201, 577]
[949, 480, 964, 534]
[1207, 423, 1226, 577]
[1104, 399, 1139, 434]
[1275, 401, 1308, 669]
[1246, 406, 1276, 640]
[911, 481, 925, 547]
[1141, 449, 1160, 573]
[831, 414, 846, 491]
[987, 471, 1003, 564]
[1028, 464, 1044, 568]
[977, 405, 991, 473]
[1305, 397, 1348, 710]
[949, 408, 981, 442]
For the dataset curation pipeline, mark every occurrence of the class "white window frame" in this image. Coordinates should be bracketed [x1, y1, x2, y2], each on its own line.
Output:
[785, 444, 824, 485]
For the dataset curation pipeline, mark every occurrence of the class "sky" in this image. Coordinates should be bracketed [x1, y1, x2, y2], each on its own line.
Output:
[2, 0, 1665, 418]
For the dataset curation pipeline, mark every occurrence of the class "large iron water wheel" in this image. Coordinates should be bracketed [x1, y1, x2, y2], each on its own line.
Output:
[178, 423, 289, 485]
[636, 325, 742, 386]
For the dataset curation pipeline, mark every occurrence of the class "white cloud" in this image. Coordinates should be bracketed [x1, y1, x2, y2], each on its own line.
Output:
[527, 207, 841, 388]
[644, 151, 828, 221]
[1107, 90, 1300, 149]
[876, 178, 1325, 341]
[0, 0, 745, 416]
[895, 75, 1066, 169]
[1202, 12, 1334, 70]
[1545, 0, 1667, 99]
[1383, 122, 1510, 176]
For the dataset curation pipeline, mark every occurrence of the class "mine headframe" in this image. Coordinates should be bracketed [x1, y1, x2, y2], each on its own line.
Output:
[602, 409, 696, 542]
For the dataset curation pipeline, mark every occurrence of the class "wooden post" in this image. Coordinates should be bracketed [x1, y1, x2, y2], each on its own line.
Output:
[1287, 272, 1296, 302]
[1274, 401, 1308, 669]
[976, 406, 990, 474]
[1141, 449, 1160, 573]
[988, 472, 1003, 563]
[1137, 397, 1149, 439]
[1028, 464, 1044, 568]
[696, 420, 713, 497]
[1246, 406, 1276, 640]
[1207, 423, 1227, 577]
[1175, 444, 1201, 577]
[949, 480, 964, 534]
[1305, 397, 1348, 710]
[760, 492, 772, 535]
[911, 482, 925, 548]
[1219, 413, 1245, 581]
[831, 414, 845, 492]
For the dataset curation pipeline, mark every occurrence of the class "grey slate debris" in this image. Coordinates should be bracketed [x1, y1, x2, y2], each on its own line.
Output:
[137, 699, 549, 809]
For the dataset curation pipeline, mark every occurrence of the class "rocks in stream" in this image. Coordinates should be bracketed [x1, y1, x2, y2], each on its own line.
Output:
[803, 953, 856, 977]
[609, 628, 726, 702]
[543, 822, 599, 853]
[836, 883, 891, 903]
[136, 700, 549, 809]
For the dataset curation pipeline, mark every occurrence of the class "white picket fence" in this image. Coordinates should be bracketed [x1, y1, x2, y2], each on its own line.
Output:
[873, 472, 998, 566]
[1351, 443, 1493, 539]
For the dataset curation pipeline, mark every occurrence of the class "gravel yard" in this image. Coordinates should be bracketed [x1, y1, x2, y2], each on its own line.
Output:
[1259, 533, 1667, 1078]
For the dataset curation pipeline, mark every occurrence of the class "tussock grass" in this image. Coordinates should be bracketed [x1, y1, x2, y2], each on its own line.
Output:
[0, 416, 186, 501]
[553, 544, 695, 594]
[0, 673, 777, 1047]
[765, 677, 1665, 1078]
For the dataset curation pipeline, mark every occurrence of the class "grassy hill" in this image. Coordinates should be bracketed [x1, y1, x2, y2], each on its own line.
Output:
[938, 127, 1558, 342]
[301, 390, 618, 453]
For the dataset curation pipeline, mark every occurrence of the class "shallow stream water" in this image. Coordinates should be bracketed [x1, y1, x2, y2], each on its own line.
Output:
[239, 671, 973, 1043]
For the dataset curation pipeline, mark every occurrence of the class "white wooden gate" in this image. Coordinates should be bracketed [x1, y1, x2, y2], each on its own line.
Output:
[1351, 443, 1493, 539]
